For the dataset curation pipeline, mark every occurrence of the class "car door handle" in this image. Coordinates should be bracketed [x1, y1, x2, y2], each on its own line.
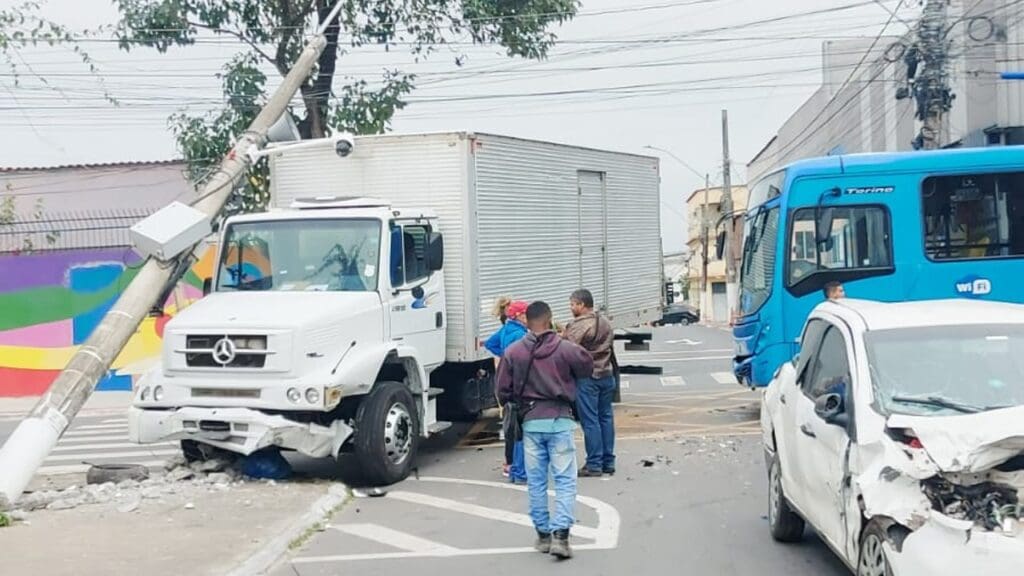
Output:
[800, 424, 816, 438]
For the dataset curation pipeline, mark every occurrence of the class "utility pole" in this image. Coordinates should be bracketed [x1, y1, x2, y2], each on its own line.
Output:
[701, 174, 710, 321]
[0, 5, 345, 508]
[720, 109, 736, 324]
[912, 0, 951, 149]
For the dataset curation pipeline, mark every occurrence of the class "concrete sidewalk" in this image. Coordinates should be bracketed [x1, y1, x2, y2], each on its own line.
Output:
[2, 477, 347, 576]
[0, 391, 132, 419]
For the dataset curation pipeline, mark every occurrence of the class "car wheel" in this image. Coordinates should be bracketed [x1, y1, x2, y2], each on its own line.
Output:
[768, 451, 805, 542]
[680, 317, 691, 326]
[858, 521, 894, 576]
[352, 381, 420, 486]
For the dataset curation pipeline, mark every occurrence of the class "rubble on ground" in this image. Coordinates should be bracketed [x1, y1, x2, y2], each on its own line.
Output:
[5, 455, 267, 521]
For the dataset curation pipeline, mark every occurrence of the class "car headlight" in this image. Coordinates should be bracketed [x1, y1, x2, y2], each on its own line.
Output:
[287, 388, 301, 403]
[305, 388, 321, 404]
[153, 386, 164, 402]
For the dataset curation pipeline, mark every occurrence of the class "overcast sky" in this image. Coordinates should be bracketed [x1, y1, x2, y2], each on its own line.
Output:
[0, 0, 917, 252]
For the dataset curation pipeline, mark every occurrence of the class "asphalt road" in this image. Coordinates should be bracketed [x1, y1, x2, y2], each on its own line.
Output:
[274, 324, 851, 576]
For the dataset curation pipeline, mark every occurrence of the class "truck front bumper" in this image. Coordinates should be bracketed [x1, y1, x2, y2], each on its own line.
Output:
[128, 406, 354, 458]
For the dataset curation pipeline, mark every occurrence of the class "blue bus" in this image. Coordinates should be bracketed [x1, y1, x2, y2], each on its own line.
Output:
[732, 146, 1024, 388]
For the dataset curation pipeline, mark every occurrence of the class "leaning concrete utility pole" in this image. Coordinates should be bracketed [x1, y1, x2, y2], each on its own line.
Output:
[0, 5, 344, 508]
[720, 109, 736, 323]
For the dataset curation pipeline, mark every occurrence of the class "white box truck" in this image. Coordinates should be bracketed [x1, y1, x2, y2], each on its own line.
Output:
[129, 131, 663, 484]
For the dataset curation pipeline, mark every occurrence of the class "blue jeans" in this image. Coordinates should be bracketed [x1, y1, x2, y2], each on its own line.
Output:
[576, 376, 616, 471]
[523, 430, 577, 533]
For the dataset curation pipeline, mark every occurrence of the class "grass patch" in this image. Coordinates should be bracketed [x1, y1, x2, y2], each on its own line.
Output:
[0, 512, 11, 528]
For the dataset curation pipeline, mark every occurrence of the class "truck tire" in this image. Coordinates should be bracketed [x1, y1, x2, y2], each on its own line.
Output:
[353, 381, 420, 486]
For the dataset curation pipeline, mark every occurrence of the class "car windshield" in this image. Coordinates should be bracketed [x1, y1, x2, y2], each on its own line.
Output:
[865, 324, 1024, 416]
[216, 218, 381, 293]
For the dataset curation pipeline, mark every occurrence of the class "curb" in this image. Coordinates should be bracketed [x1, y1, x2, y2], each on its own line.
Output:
[226, 483, 350, 576]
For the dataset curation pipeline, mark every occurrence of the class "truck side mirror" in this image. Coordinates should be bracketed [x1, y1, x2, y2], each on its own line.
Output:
[202, 278, 213, 296]
[715, 231, 726, 260]
[427, 232, 444, 272]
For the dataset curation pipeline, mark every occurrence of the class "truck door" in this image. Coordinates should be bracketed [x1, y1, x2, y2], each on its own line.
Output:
[388, 222, 446, 369]
[578, 171, 609, 311]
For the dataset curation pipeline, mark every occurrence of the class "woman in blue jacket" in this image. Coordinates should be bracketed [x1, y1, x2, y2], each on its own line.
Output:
[485, 300, 528, 483]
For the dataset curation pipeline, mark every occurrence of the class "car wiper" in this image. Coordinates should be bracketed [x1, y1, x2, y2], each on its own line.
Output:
[889, 395, 982, 414]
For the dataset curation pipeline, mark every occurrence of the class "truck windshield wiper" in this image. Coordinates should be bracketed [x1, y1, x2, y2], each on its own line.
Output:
[889, 395, 982, 414]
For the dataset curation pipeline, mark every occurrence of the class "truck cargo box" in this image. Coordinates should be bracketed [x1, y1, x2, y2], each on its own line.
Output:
[270, 131, 663, 362]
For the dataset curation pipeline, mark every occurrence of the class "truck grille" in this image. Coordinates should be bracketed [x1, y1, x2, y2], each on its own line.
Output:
[181, 335, 270, 368]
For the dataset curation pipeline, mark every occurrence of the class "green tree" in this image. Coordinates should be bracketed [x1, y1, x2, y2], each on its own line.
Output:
[115, 0, 579, 213]
[1, 1, 102, 252]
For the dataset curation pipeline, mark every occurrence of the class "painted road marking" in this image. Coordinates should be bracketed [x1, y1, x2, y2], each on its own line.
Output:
[59, 434, 129, 443]
[711, 372, 739, 385]
[102, 418, 126, 424]
[37, 460, 168, 476]
[660, 376, 686, 387]
[42, 449, 178, 462]
[74, 423, 129, 431]
[64, 429, 129, 438]
[620, 379, 630, 389]
[665, 339, 702, 345]
[52, 441, 174, 452]
[387, 490, 598, 541]
[333, 524, 461, 555]
[292, 476, 620, 564]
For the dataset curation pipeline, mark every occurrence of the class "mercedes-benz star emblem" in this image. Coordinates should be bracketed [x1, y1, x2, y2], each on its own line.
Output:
[212, 337, 237, 365]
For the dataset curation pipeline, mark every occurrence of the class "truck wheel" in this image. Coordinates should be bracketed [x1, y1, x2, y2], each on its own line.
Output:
[768, 452, 805, 542]
[353, 381, 420, 486]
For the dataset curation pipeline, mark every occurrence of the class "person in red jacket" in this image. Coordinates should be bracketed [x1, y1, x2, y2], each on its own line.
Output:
[496, 301, 594, 560]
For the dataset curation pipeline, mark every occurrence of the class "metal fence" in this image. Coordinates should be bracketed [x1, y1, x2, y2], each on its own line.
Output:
[0, 207, 154, 254]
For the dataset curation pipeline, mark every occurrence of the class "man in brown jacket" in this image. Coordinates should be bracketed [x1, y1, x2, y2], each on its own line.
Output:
[562, 289, 617, 477]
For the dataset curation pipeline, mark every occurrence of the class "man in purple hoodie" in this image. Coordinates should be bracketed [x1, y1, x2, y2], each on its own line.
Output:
[497, 301, 594, 560]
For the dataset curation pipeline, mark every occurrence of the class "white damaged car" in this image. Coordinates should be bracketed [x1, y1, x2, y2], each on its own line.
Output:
[762, 298, 1024, 575]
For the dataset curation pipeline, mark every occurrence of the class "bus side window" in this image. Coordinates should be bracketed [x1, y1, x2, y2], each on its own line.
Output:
[923, 172, 1024, 261]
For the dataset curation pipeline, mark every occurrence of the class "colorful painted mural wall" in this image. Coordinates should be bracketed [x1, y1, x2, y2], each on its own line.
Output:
[0, 247, 216, 397]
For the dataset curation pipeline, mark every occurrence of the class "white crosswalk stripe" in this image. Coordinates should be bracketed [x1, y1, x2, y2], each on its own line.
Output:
[33, 417, 177, 477]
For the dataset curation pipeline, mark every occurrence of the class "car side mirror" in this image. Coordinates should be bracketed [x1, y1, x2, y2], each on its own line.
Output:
[814, 392, 848, 427]
[202, 278, 213, 296]
[426, 232, 444, 272]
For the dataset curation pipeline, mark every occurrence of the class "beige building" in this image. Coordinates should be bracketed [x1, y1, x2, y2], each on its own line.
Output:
[685, 184, 748, 323]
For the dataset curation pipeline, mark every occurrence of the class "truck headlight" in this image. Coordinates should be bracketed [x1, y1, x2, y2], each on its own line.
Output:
[153, 386, 164, 402]
[305, 388, 320, 404]
[287, 388, 301, 403]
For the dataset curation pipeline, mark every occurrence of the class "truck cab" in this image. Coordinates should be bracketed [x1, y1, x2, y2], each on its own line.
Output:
[129, 196, 451, 485]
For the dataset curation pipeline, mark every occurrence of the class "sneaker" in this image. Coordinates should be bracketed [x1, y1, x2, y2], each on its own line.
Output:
[603, 468, 616, 476]
[502, 464, 510, 478]
[578, 467, 603, 478]
[534, 531, 552, 553]
[549, 529, 572, 559]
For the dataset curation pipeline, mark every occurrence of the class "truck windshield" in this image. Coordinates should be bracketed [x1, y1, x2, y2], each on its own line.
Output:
[865, 324, 1024, 416]
[216, 218, 381, 292]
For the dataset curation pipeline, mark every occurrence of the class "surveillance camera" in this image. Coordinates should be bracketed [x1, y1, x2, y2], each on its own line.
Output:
[335, 137, 354, 158]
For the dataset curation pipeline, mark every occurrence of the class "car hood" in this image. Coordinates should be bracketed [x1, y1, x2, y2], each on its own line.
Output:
[167, 291, 382, 331]
[887, 405, 1024, 473]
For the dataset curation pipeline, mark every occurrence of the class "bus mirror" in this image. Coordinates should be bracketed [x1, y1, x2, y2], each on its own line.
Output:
[715, 231, 726, 260]
[815, 206, 835, 245]
[426, 232, 444, 272]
